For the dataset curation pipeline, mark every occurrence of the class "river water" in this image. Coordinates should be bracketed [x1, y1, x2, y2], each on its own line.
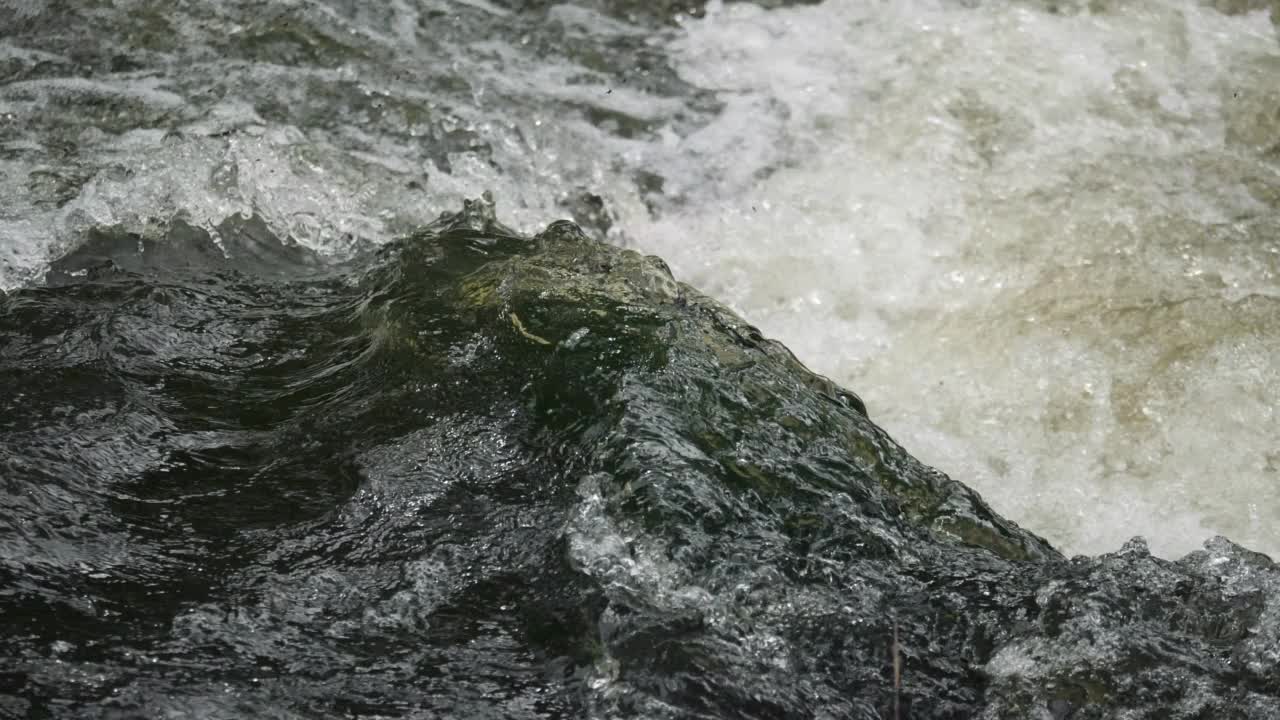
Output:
[2, 0, 1278, 563]
[5, 2, 1280, 717]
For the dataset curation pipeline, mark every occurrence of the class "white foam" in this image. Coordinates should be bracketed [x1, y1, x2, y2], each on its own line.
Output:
[448, 0, 512, 17]
[625, 0, 1280, 558]
[0, 43, 68, 64]
[1, 76, 186, 108]
[4, 0, 1278, 561]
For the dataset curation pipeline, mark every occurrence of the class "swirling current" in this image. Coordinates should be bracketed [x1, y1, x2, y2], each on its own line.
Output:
[4, 197, 1280, 718]
[4, 0, 1280, 718]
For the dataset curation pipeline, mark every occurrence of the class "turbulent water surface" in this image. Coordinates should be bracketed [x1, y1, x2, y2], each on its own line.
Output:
[5, 197, 1280, 718]
[4, 0, 1279, 558]
[2, 0, 1280, 716]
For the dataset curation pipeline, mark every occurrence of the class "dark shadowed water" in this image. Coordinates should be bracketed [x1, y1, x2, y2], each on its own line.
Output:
[4, 197, 1280, 719]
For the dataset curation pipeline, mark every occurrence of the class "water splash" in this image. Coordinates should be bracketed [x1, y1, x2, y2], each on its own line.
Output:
[628, 0, 1280, 558]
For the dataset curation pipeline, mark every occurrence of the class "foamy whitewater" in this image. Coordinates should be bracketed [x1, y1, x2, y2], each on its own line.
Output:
[2, 0, 1278, 558]
[633, 0, 1280, 559]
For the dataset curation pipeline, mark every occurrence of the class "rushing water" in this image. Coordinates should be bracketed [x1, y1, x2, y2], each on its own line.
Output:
[7, 194, 1280, 719]
[4, 0, 1278, 560]
[3, 1, 1280, 716]
[633, 0, 1280, 560]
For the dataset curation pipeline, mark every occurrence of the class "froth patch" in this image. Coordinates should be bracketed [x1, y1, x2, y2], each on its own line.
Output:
[627, 0, 1280, 558]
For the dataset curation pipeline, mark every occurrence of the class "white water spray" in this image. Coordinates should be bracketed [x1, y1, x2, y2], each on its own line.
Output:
[630, 0, 1280, 558]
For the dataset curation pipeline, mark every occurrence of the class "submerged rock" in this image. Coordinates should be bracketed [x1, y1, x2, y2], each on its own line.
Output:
[1, 198, 1278, 718]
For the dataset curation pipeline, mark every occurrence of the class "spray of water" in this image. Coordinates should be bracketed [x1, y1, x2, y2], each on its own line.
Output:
[629, 0, 1280, 558]
[3, 0, 1277, 558]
